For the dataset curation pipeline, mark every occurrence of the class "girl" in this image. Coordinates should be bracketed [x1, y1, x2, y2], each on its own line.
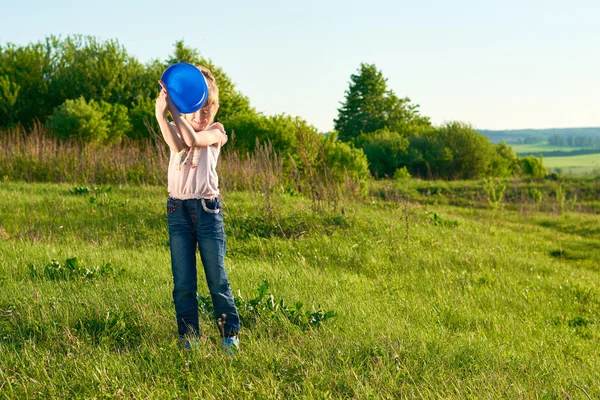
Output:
[155, 66, 240, 355]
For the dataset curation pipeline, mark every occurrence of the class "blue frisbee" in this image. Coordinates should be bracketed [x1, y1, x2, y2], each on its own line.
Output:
[161, 63, 209, 113]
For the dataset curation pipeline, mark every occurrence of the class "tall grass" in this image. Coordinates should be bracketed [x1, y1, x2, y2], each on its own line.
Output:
[0, 122, 170, 185]
[0, 124, 363, 212]
[2, 125, 598, 215]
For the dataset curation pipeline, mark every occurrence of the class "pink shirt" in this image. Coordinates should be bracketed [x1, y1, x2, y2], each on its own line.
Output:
[167, 123, 224, 200]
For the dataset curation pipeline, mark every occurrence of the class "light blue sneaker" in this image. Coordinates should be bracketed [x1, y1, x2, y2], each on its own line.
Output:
[221, 336, 239, 357]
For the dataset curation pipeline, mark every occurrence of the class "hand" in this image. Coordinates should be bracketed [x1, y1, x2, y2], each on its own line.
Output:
[212, 122, 225, 134]
[156, 80, 179, 117]
[210, 122, 227, 146]
[155, 81, 168, 116]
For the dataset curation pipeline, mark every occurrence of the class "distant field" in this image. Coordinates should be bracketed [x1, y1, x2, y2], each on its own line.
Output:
[544, 153, 600, 176]
[510, 143, 592, 154]
[507, 143, 600, 176]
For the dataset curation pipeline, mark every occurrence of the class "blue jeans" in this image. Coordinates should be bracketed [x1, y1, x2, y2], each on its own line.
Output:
[167, 196, 240, 338]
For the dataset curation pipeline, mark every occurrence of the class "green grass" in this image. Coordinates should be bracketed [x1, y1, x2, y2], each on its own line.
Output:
[544, 154, 600, 176]
[1, 182, 599, 398]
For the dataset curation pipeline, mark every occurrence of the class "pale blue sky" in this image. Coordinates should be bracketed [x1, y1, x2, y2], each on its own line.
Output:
[2, 0, 599, 132]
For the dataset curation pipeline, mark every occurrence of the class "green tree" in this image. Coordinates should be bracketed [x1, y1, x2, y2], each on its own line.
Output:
[0, 41, 54, 128]
[441, 122, 496, 179]
[0, 75, 20, 125]
[407, 122, 497, 180]
[166, 40, 253, 122]
[334, 63, 429, 142]
[48, 35, 146, 110]
[356, 128, 409, 178]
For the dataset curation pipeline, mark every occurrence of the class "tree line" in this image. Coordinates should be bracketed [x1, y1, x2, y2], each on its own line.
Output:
[547, 135, 600, 148]
[0, 35, 545, 180]
[333, 64, 545, 179]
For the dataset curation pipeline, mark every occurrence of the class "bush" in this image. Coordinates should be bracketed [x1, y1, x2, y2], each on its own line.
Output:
[321, 132, 370, 182]
[99, 101, 131, 143]
[47, 97, 131, 144]
[408, 122, 497, 180]
[128, 96, 158, 140]
[225, 111, 297, 156]
[393, 166, 411, 181]
[47, 97, 109, 143]
[489, 141, 520, 177]
[518, 155, 546, 178]
[198, 280, 335, 330]
[356, 128, 409, 178]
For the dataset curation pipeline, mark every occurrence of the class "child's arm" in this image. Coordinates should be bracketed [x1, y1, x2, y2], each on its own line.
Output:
[158, 80, 224, 148]
[155, 87, 186, 152]
[170, 113, 225, 147]
[171, 115, 226, 147]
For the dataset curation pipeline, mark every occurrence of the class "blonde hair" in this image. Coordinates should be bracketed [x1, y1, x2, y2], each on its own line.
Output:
[197, 65, 219, 119]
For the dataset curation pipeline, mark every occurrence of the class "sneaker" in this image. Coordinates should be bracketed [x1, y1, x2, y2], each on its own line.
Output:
[221, 336, 239, 357]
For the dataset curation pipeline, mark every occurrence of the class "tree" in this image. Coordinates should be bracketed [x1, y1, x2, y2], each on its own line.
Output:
[334, 63, 429, 142]
[407, 122, 497, 180]
[166, 40, 253, 122]
[356, 128, 409, 178]
[0, 41, 54, 128]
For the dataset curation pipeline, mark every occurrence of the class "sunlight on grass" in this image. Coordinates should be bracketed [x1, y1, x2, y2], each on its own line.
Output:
[0, 182, 599, 398]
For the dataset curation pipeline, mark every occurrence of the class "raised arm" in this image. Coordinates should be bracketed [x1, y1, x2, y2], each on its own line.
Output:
[170, 113, 225, 147]
[173, 118, 227, 147]
[159, 80, 227, 148]
[155, 85, 186, 153]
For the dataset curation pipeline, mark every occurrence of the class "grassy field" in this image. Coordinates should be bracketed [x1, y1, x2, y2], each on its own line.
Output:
[543, 154, 600, 176]
[508, 143, 600, 176]
[1, 182, 599, 399]
[510, 143, 593, 154]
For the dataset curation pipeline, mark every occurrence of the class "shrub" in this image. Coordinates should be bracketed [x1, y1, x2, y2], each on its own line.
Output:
[393, 166, 411, 181]
[47, 97, 131, 144]
[356, 128, 409, 178]
[518, 155, 546, 178]
[529, 188, 543, 204]
[99, 101, 131, 143]
[489, 141, 520, 177]
[321, 132, 370, 182]
[225, 111, 297, 156]
[47, 97, 109, 143]
[128, 96, 158, 140]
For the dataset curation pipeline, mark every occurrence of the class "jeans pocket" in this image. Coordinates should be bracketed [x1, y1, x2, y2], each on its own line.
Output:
[201, 198, 220, 214]
[167, 197, 179, 213]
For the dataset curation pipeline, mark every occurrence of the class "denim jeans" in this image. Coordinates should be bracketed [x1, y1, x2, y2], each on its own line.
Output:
[167, 196, 240, 338]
